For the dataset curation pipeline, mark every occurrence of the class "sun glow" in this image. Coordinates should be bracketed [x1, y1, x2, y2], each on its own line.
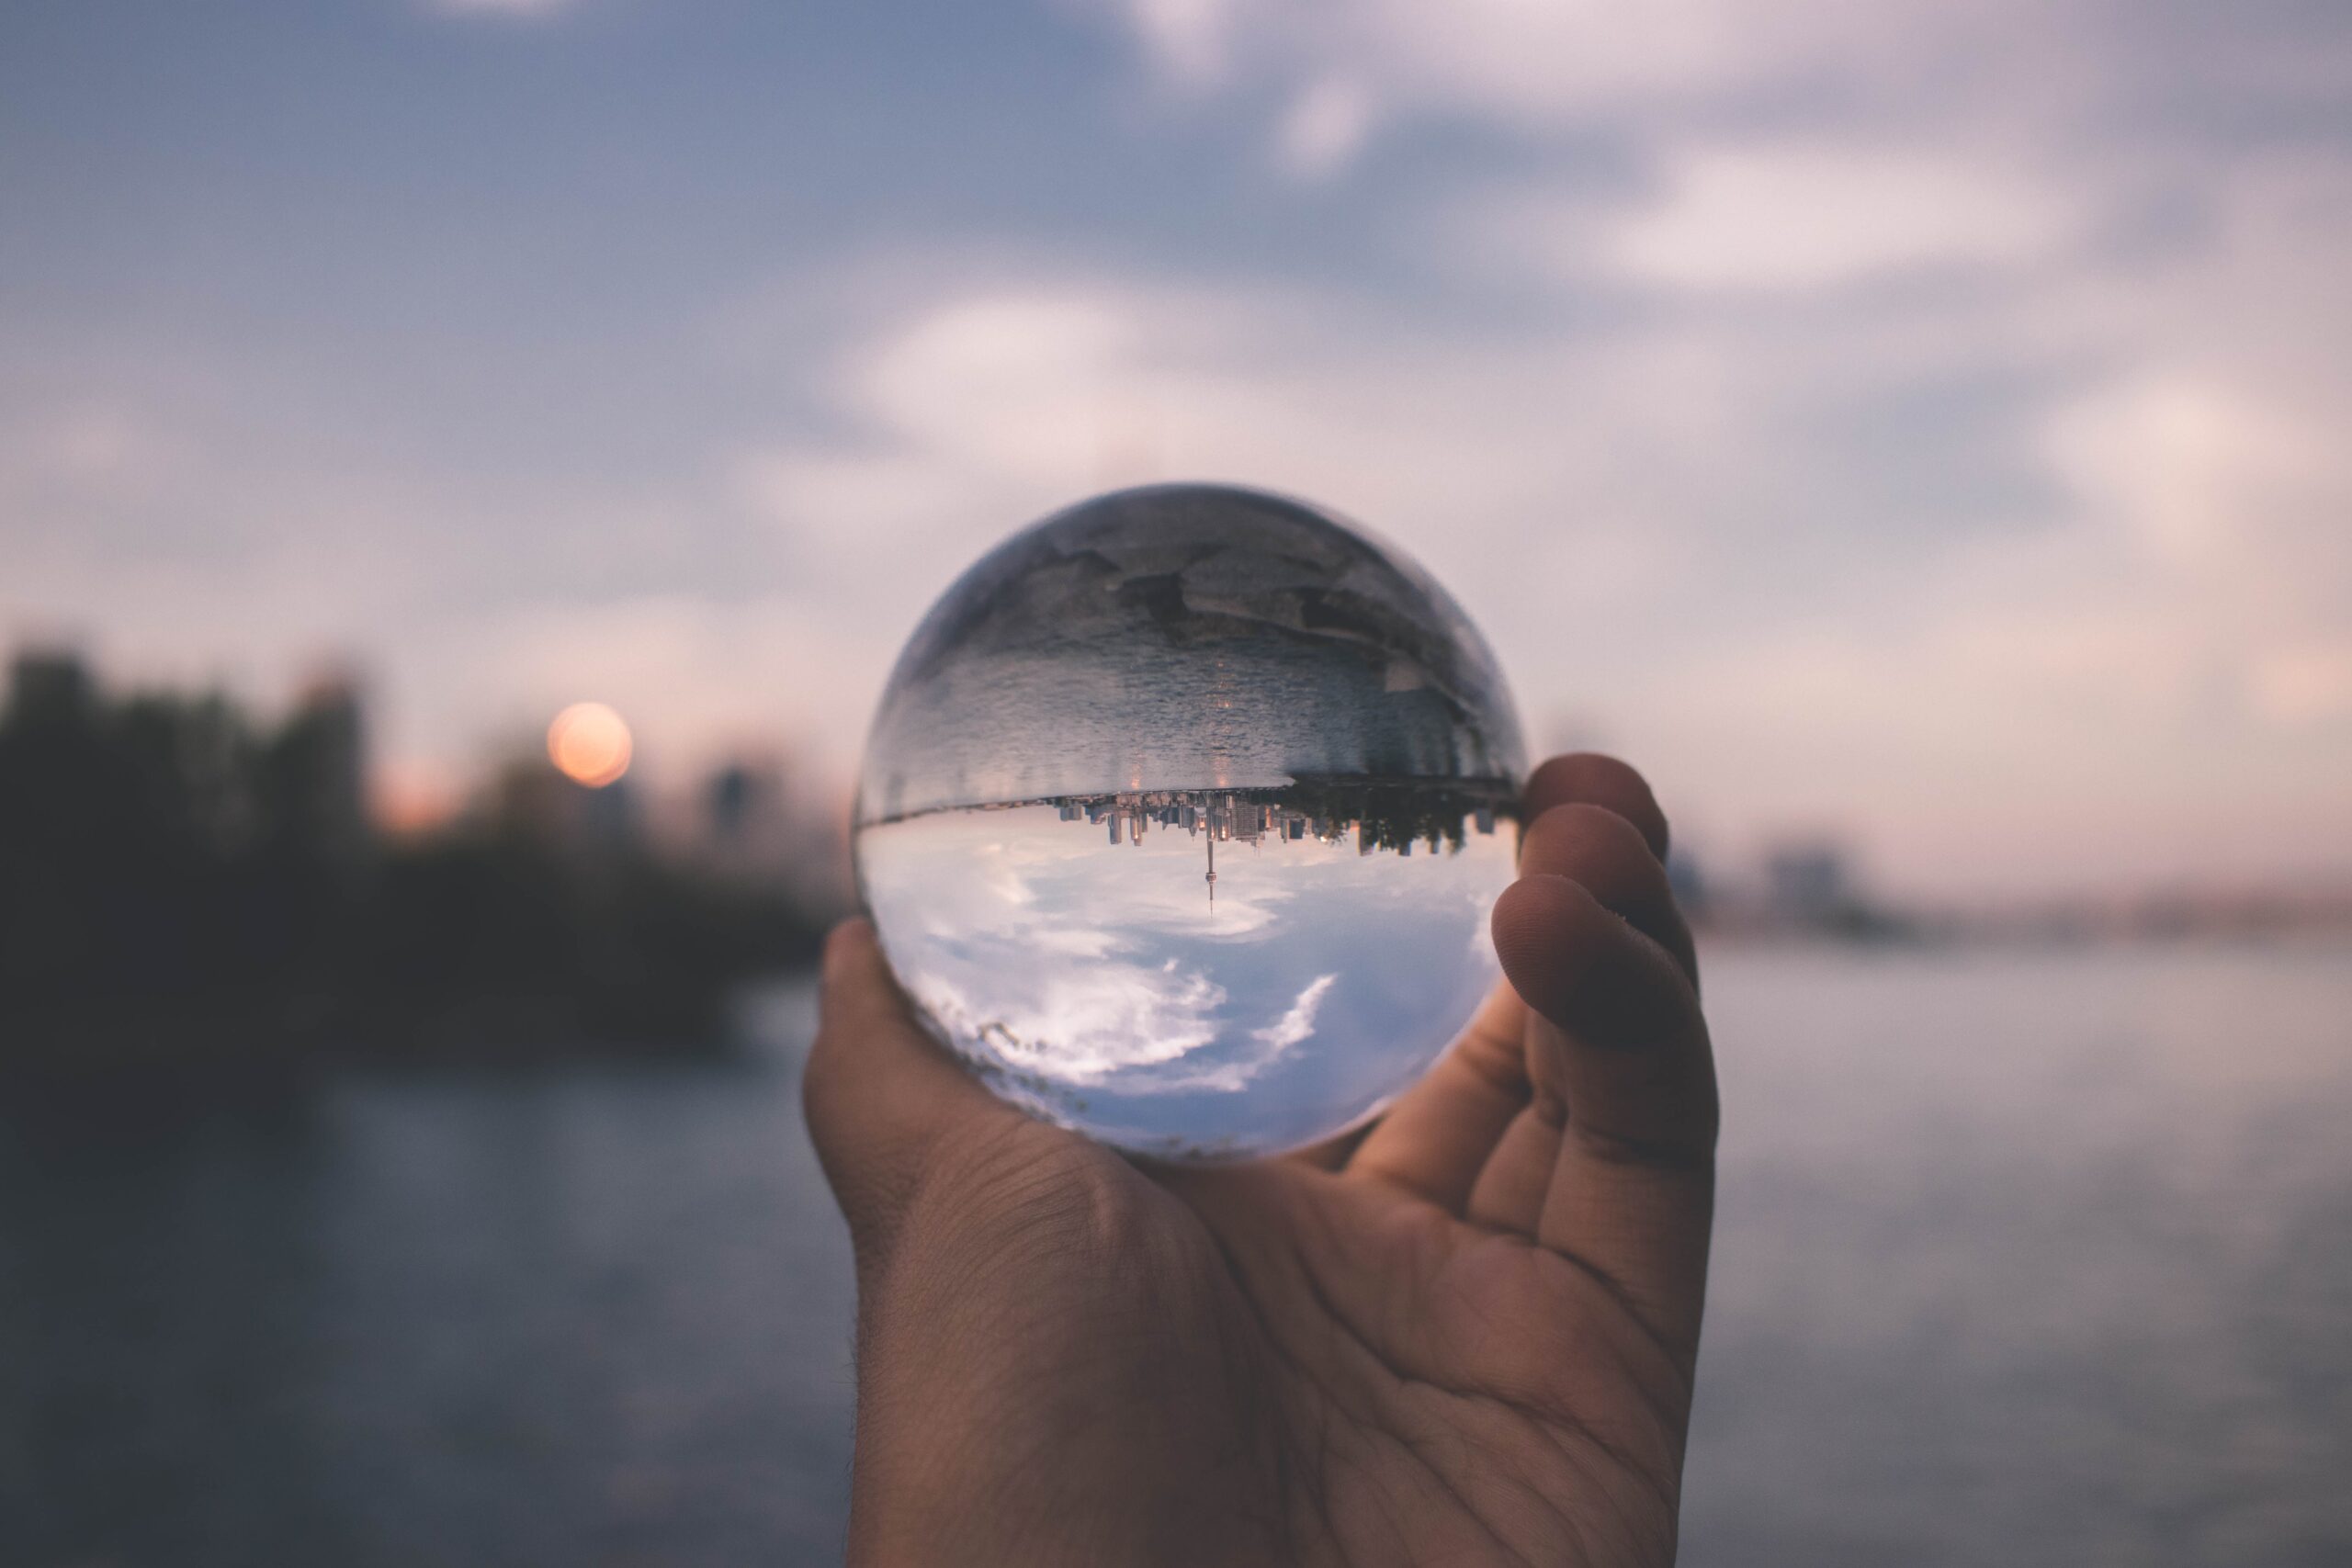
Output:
[547, 702, 632, 787]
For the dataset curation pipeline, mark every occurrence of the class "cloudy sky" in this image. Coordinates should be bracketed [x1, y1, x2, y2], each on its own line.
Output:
[4, 0, 2348, 896]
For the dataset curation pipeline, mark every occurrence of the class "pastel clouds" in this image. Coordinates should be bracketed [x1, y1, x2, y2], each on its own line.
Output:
[1600, 146, 2078, 291]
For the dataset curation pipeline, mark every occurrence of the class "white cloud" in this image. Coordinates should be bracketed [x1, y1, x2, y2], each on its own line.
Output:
[1275, 78, 1374, 178]
[2250, 645, 2352, 728]
[1633, 347, 2352, 888]
[1254, 972, 1339, 1050]
[1117, 0, 1238, 87]
[1598, 145, 2077, 290]
[1089, 0, 2043, 153]
[2049, 376, 2336, 583]
[1091, 0, 2347, 169]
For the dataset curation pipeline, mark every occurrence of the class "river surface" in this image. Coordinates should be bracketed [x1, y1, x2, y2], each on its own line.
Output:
[6, 944, 2348, 1566]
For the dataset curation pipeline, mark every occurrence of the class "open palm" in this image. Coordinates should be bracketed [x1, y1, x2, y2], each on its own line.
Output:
[806, 756, 1716, 1566]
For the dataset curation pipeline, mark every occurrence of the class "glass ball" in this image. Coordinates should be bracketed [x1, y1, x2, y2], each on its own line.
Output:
[854, 483, 1525, 1160]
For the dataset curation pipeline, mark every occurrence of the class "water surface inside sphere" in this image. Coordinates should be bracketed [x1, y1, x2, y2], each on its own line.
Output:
[854, 484, 1525, 1160]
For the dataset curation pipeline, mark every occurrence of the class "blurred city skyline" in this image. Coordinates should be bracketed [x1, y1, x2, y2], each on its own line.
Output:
[5, 0, 2349, 897]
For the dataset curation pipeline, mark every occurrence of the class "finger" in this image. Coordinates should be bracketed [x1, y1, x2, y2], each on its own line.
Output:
[1287, 1120, 1378, 1172]
[1453, 802, 1697, 1231]
[1463, 1098, 1559, 1232]
[1344, 981, 1530, 1206]
[1518, 802, 1698, 985]
[802, 919, 1019, 1255]
[1344, 753, 1676, 1210]
[1492, 874, 1718, 1357]
[1521, 753, 1669, 860]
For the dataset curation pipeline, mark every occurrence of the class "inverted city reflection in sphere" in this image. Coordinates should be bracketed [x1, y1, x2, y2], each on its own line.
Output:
[854, 483, 1526, 1159]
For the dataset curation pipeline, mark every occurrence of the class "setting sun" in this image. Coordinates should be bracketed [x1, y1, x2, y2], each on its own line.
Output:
[547, 702, 632, 788]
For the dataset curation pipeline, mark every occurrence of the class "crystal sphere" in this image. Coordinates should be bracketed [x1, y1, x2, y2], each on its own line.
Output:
[854, 483, 1525, 1159]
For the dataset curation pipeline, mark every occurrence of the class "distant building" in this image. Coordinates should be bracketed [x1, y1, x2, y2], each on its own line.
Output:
[6, 649, 95, 727]
[687, 754, 849, 906]
[707, 761, 759, 842]
[1764, 842, 1852, 924]
[579, 773, 636, 848]
[1665, 845, 1709, 919]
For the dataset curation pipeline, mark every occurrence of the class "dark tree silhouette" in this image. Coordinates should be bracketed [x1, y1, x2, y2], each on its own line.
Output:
[0, 652, 826, 1070]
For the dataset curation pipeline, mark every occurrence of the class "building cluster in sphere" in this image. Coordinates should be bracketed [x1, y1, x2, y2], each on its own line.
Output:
[1032, 789, 1499, 855]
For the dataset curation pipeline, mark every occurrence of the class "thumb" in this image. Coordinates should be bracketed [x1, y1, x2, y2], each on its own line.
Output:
[802, 919, 1016, 1254]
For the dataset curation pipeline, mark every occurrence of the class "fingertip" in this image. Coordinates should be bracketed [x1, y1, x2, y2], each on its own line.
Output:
[1493, 872, 1699, 1051]
[805, 918, 1014, 1245]
[1490, 873, 1605, 1026]
[822, 916, 879, 987]
[1522, 754, 1669, 860]
[818, 918, 908, 1037]
[807, 918, 917, 1142]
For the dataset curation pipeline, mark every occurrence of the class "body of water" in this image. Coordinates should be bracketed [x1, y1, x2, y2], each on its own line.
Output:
[5, 945, 2347, 1565]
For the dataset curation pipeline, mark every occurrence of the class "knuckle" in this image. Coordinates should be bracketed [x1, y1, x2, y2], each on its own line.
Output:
[1524, 803, 1668, 892]
[1520, 807, 1700, 985]
[1566, 1118, 1715, 1174]
[1453, 1022, 1532, 1100]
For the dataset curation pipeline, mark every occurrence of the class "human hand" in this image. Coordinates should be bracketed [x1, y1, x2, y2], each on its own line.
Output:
[805, 754, 1717, 1566]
